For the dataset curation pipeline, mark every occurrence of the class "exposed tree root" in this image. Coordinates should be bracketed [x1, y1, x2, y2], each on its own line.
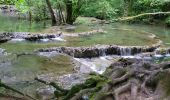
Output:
[35, 58, 170, 100]
[114, 81, 131, 100]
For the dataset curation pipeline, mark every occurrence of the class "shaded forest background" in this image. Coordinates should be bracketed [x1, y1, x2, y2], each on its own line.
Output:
[0, 0, 170, 25]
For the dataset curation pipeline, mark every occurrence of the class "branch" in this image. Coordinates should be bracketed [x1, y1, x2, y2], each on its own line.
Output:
[116, 12, 170, 21]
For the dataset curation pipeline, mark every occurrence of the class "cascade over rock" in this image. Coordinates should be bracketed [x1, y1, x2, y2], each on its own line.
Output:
[37, 45, 160, 58]
[155, 48, 170, 55]
[0, 32, 63, 42]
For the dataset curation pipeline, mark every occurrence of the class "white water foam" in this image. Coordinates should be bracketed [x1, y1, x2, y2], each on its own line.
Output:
[119, 47, 132, 56]
[51, 37, 66, 42]
[74, 57, 112, 74]
[40, 39, 50, 42]
[10, 38, 25, 42]
[38, 51, 59, 57]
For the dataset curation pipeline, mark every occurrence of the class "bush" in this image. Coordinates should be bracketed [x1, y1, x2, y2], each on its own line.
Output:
[165, 16, 170, 26]
[0, 0, 15, 5]
[80, 0, 122, 20]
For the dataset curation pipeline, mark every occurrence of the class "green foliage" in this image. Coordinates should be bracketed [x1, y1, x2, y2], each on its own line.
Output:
[80, 0, 121, 19]
[0, 0, 15, 5]
[14, 0, 29, 13]
[165, 16, 170, 26]
[133, 0, 163, 14]
[1, 0, 170, 23]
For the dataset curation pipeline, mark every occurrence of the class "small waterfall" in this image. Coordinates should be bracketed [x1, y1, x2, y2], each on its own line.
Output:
[153, 48, 170, 59]
[37, 45, 158, 58]
[119, 47, 132, 56]
[99, 48, 106, 56]
[155, 48, 170, 55]
[51, 37, 66, 42]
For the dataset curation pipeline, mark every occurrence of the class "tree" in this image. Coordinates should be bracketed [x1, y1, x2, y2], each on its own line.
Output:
[123, 0, 134, 16]
[65, 0, 85, 24]
[65, 0, 73, 24]
[45, 0, 57, 25]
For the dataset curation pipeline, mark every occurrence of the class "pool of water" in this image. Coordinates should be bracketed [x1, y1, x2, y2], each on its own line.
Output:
[65, 28, 157, 46]
[0, 15, 52, 32]
[0, 53, 74, 98]
[0, 29, 156, 53]
[108, 23, 170, 47]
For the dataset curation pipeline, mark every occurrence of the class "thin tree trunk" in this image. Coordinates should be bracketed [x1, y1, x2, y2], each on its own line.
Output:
[123, 0, 133, 16]
[59, 3, 65, 23]
[65, 0, 73, 24]
[45, 0, 57, 25]
[25, 0, 32, 21]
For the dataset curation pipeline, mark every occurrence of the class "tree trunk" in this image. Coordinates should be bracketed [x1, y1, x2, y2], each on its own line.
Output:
[25, 0, 32, 21]
[59, 3, 65, 24]
[123, 0, 133, 16]
[45, 0, 57, 25]
[65, 0, 73, 24]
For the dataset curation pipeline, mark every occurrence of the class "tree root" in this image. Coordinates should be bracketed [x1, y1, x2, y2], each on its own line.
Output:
[35, 58, 170, 100]
[0, 80, 37, 100]
[114, 82, 131, 100]
[111, 69, 134, 86]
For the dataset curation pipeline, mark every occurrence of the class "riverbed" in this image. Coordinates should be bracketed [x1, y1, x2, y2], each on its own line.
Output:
[0, 16, 170, 99]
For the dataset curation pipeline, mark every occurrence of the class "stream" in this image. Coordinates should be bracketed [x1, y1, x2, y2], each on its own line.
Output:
[0, 15, 170, 99]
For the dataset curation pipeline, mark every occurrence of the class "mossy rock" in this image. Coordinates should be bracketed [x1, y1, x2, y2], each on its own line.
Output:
[62, 74, 109, 100]
[159, 49, 167, 55]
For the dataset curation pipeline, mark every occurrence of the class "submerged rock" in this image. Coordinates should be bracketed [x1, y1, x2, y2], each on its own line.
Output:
[36, 86, 56, 100]
[56, 73, 88, 89]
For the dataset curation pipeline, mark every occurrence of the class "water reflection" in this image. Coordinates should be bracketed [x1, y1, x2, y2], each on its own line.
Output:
[0, 15, 51, 32]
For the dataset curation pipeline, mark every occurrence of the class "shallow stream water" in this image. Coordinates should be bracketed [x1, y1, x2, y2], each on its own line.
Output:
[0, 16, 170, 99]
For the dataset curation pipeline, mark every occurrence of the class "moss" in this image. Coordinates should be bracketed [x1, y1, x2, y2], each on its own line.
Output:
[159, 49, 167, 55]
[63, 84, 85, 100]
[90, 92, 115, 100]
[61, 74, 109, 100]
[118, 58, 128, 62]
[104, 67, 114, 77]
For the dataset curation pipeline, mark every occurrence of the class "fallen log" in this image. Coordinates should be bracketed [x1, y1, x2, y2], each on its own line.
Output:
[115, 12, 170, 21]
